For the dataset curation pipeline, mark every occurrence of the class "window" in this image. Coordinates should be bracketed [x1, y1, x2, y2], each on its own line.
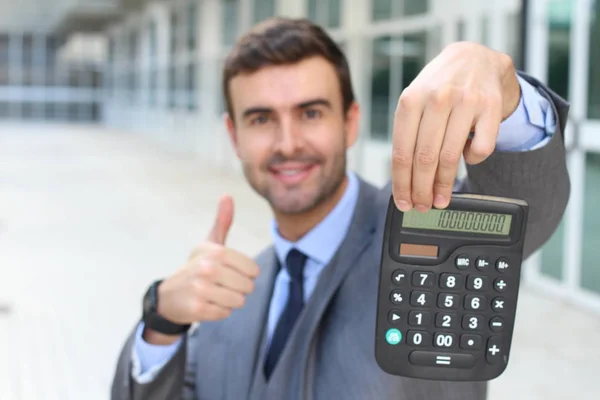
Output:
[457, 20, 466, 41]
[588, 0, 600, 118]
[128, 30, 139, 101]
[540, 218, 565, 280]
[369, 31, 431, 141]
[531, 6, 566, 278]
[547, 0, 572, 101]
[222, 0, 239, 46]
[187, 1, 198, 52]
[582, 153, 600, 293]
[187, 62, 197, 110]
[149, 21, 157, 105]
[481, 15, 490, 46]
[506, 11, 524, 71]
[169, 66, 177, 108]
[0, 34, 9, 86]
[372, 0, 429, 21]
[170, 10, 179, 55]
[253, 0, 275, 23]
[308, 0, 341, 28]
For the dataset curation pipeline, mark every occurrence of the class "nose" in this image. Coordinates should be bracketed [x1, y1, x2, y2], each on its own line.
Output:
[275, 116, 303, 156]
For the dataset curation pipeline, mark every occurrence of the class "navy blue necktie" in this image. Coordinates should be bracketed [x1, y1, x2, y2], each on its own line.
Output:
[264, 248, 308, 379]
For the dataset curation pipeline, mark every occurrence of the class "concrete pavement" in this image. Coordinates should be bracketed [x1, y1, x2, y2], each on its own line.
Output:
[0, 122, 597, 399]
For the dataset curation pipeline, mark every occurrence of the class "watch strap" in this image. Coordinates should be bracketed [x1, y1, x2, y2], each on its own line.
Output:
[143, 280, 191, 335]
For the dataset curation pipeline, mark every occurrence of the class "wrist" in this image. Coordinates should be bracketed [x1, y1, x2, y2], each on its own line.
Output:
[142, 280, 191, 336]
[142, 326, 183, 346]
[499, 53, 521, 120]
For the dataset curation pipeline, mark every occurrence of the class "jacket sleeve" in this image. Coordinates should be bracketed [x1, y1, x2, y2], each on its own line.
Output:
[110, 323, 190, 400]
[453, 71, 570, 259]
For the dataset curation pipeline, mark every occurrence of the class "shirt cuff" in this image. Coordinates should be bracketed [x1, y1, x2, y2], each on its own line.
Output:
[496, 74, 557, 152]
[131, 322, 183, 384]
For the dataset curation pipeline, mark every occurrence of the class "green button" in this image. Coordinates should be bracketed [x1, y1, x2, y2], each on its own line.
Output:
[385, 328, 403, 345]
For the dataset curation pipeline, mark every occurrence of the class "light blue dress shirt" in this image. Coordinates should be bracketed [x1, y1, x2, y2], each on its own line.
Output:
[131, 75, 557, 383]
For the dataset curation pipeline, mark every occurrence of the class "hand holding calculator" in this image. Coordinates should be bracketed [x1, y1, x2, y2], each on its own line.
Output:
[375, 193, 528, 381]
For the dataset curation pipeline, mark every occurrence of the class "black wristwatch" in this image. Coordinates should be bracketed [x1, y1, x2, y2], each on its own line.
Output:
[142, 280, 191, 335]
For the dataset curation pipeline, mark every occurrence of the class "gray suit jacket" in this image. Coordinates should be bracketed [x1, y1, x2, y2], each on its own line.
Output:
[110, 73, 570, 400]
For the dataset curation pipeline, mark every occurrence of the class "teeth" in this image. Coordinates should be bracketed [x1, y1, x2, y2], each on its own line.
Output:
[280, 169, 302, 176]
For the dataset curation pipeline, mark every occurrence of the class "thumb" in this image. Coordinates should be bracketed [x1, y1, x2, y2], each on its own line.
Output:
[207, 194, 234, 244]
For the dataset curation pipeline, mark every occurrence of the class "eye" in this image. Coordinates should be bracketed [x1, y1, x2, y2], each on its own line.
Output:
[303, 108, 322, 119]
[250, 114, 270, 125]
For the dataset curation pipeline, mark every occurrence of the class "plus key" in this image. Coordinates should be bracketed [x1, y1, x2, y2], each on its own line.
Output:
[486, 336, 503, 364]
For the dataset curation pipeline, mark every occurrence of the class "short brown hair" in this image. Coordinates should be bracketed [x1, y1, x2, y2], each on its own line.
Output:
[222, 17, 355, 119]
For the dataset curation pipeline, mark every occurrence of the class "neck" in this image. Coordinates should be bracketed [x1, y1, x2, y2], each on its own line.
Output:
[274, 175, 349, 242]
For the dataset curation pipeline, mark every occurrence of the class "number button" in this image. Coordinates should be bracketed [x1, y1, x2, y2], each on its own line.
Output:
[455, 254, 471, 269]
[412, 271, 435, 288]
[438, 293, 460, 309]
[410, 291, 433, 307]
[390, 290, 405, 305]
[434, 333, 456, 349]
[466, 275, 489, 291]
[496, 257, 510, 273]
[408, 311, 432, 327]
[462, 315, 484, 331]
[460, 334, 483, 350]
[392, 269, 407, 286]
[464, 295, 486, 311]
[440, 273, 463, 290]
[475, 256, 491, 271]
[494, 278, 508, 292]
[435, 312, 458, 329]
[492, 297, 506, 312]
[407, 330, 431, 347]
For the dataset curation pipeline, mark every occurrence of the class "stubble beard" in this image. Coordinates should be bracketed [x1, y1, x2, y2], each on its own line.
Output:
[243, 147, 347, 216]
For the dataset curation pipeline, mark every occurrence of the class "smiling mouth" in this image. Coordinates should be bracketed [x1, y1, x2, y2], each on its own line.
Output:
[268, 163, 317, 185]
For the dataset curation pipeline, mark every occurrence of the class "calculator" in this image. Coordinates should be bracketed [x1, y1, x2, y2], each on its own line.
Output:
[374, 193, 528, 381]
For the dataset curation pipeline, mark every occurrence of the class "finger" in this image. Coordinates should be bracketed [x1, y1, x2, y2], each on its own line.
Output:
[190, 243, 260, 279]
[433, 98, 477, 209]
[464, 94, 502, 165]
[219, 248, 260, 278]
[197, 280, 246, 309]
[210, 262, 256, 295]
[207, 194, 234, 245]
[411, 89, 454, 211]
[391, 87, 425, 212]
[195, 302, 232, 321]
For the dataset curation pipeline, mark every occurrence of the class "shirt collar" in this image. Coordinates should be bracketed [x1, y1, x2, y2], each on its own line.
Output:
[270, 171, 360, 266]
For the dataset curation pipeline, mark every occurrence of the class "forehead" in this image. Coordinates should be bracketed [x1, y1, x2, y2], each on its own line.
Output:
[228, 56, 341, 114]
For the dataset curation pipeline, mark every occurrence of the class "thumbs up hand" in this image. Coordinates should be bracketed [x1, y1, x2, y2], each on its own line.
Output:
[144, 195, 260, 344]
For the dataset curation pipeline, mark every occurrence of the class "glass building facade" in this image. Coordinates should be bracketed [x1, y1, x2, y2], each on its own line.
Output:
[0, 0, 599, 314]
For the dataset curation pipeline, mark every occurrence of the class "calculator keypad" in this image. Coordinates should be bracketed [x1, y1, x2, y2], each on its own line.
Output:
[383, 252, 515, 370]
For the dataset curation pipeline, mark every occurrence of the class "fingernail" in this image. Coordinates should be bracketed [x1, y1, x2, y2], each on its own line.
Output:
[397, 200, 412, 211]
[434, 195, 448, 208]
[415, 204, 430, 213]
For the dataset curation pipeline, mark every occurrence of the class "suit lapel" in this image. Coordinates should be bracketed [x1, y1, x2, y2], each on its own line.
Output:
[224, 247, 279, 400]
[275, 178, 381, 399]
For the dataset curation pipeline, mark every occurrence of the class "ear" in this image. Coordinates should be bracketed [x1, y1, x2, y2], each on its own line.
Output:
[224, 113, 242, 158]
[344, 102, 361, 148]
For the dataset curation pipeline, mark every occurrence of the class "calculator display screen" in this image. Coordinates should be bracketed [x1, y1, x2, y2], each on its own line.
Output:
[402, 209, 513, 236]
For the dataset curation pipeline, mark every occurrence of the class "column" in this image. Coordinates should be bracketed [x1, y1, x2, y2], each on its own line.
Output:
[276, 0, 307, 18]
[342, 0, 370, 173]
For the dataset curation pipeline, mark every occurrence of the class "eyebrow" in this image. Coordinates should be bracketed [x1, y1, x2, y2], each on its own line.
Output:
[241, 98, 332, 119]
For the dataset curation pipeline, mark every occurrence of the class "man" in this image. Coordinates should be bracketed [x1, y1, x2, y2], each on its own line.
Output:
[111, 18, 569, 400]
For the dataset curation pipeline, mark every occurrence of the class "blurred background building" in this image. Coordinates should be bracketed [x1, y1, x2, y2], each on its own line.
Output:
[0, 1, 598, 398]
[0, 0, 598, 314]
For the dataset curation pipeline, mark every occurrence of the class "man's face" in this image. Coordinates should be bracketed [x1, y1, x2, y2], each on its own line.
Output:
[225, 56, 360, 215]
